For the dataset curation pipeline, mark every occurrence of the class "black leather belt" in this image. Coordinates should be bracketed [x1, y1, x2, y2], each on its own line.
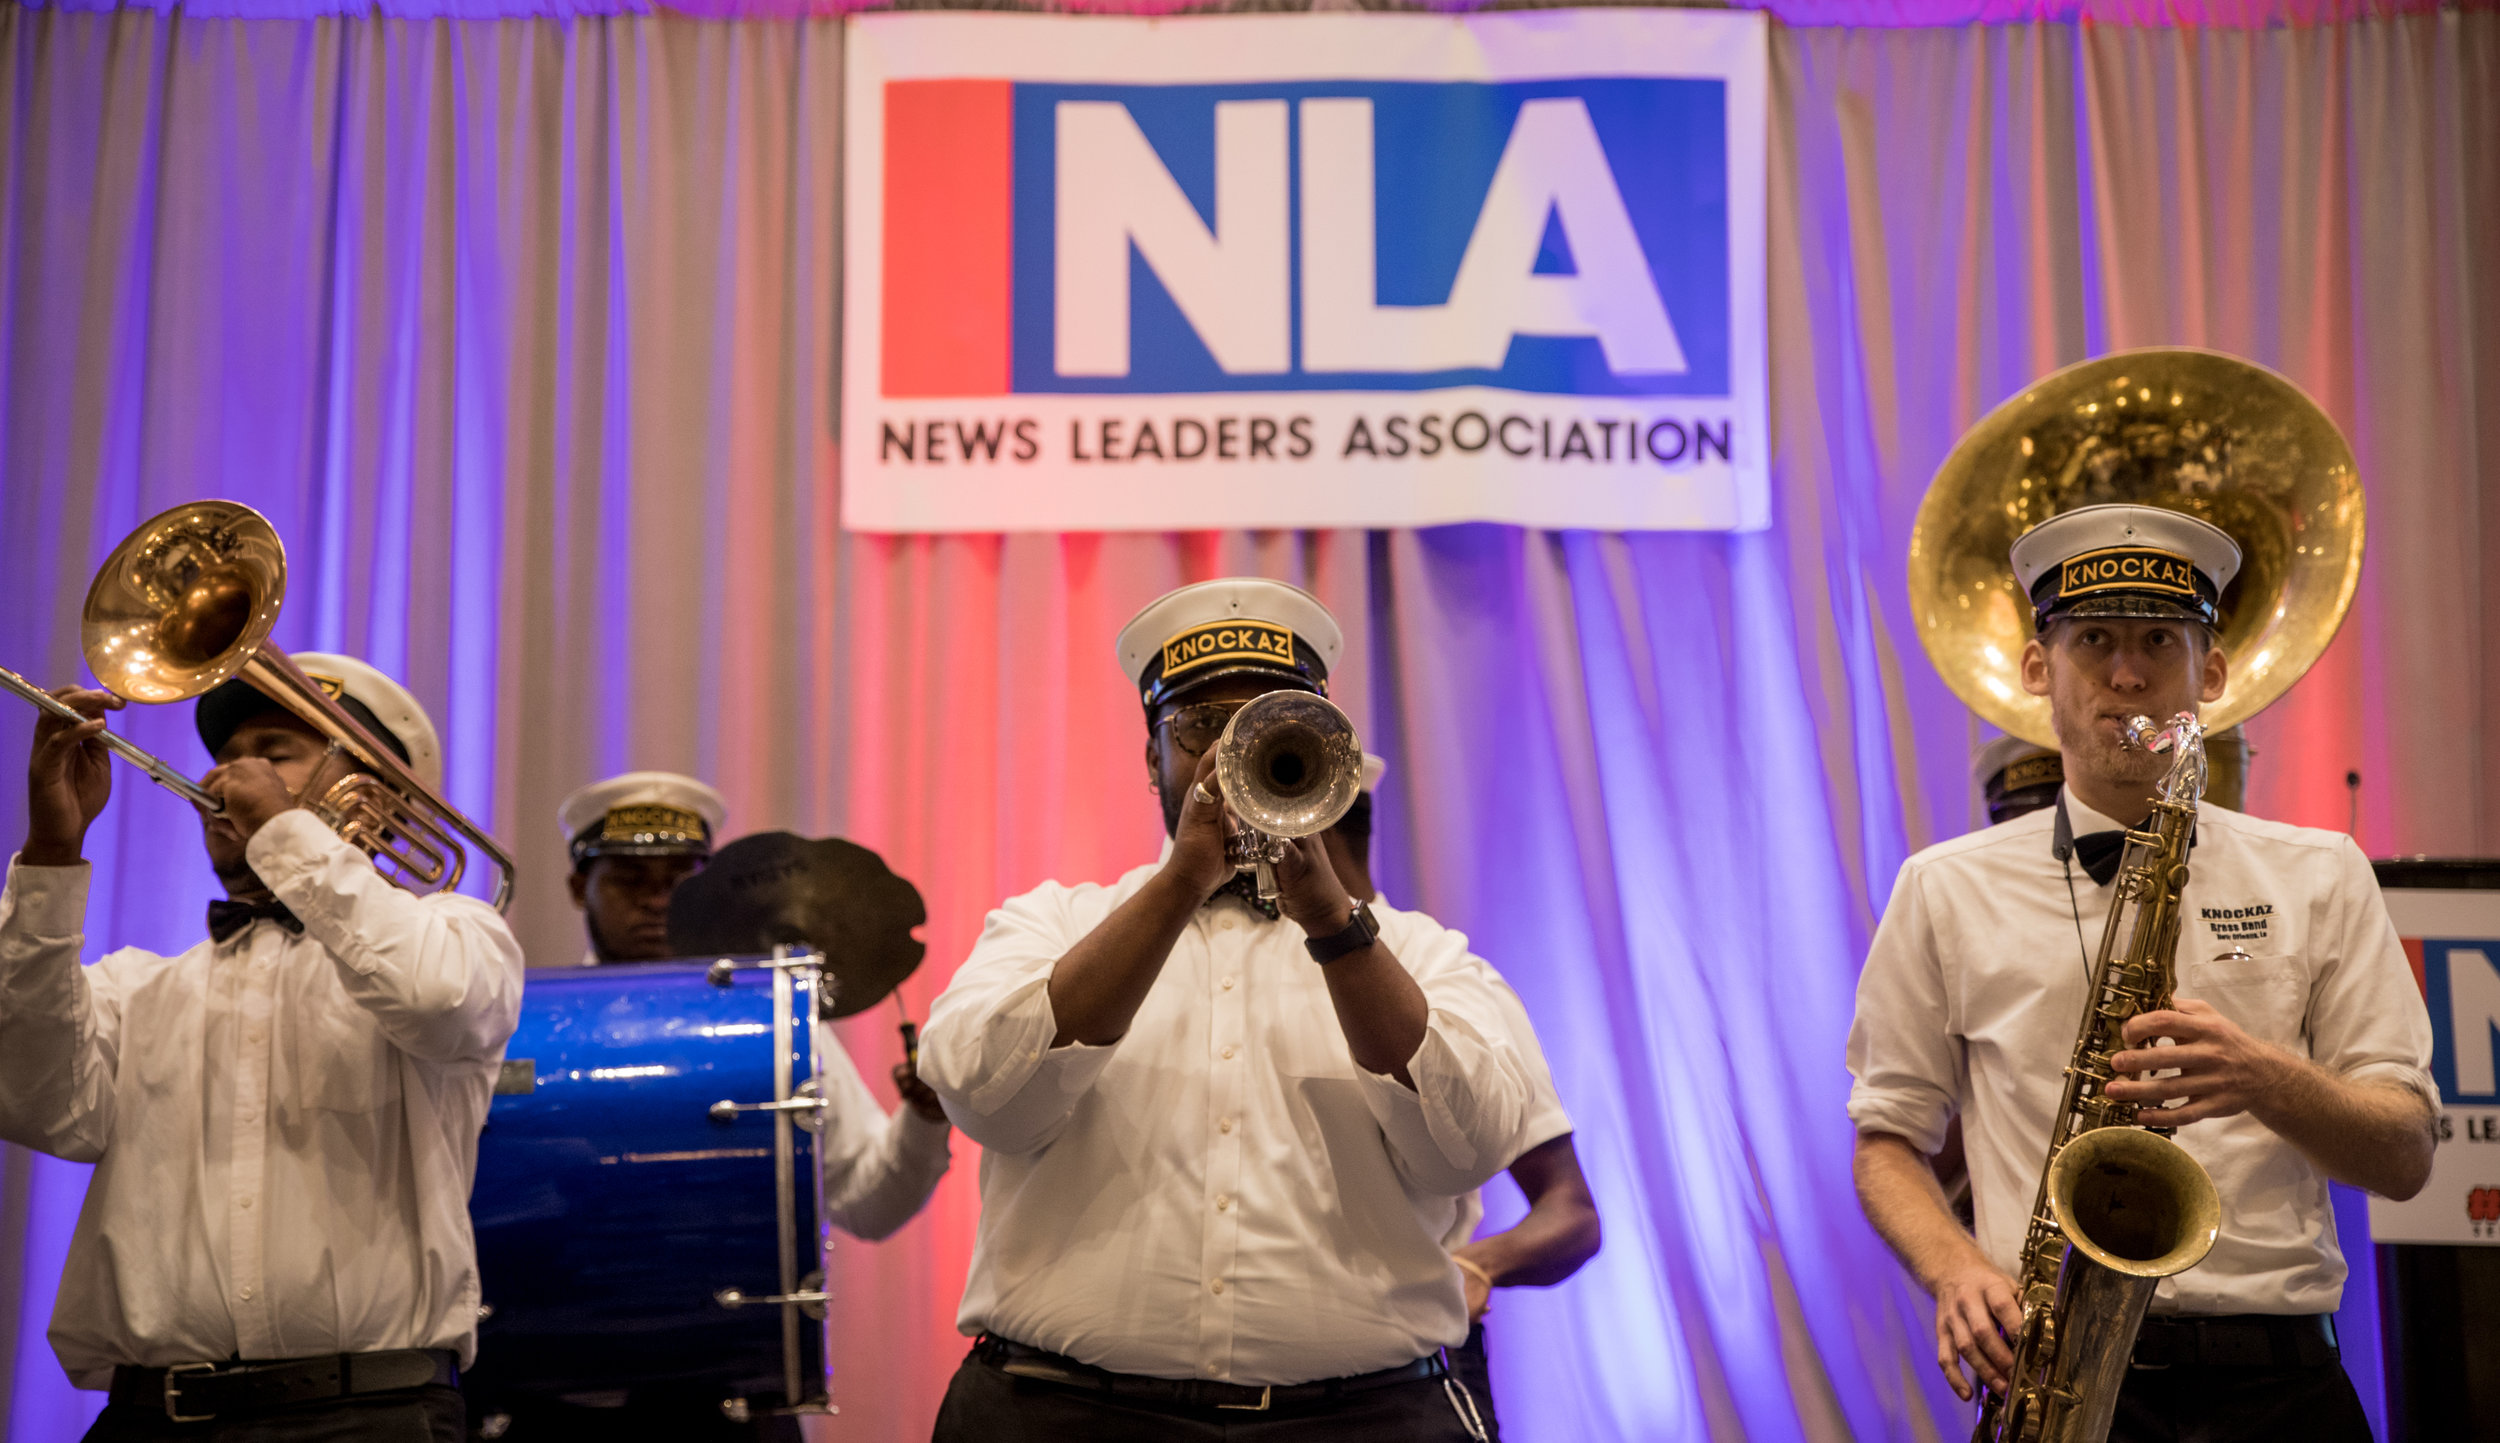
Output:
[973, 1335, 1446, 1413]
[110, 1349, 458, 1422]
[2131, 1314, 2339, 1369]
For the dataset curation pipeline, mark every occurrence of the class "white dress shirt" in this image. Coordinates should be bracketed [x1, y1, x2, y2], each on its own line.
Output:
[0, 811, 526, 1387]
[812, 1017, 952, 1240]
[1440, 951, 1573, 1251]
[1847, 790, 2437, 1316]
[921, 860, 1534, 1386]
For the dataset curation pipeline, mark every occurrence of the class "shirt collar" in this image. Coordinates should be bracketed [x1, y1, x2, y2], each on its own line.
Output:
[2060, 786, 2127, 837]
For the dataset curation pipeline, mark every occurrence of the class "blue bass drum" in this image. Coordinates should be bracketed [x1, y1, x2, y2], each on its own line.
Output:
[466, 953, 835, 1417]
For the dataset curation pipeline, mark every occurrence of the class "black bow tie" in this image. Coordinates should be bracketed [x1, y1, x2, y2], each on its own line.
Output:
[207, 898, 304, 943]
[2070, 829, 2130, 888]
[1207, 871, 1281, 921]
[2057, 795, 2196, 888]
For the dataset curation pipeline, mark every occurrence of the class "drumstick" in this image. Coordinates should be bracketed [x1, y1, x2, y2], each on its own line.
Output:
[895, 994, 920, 1070]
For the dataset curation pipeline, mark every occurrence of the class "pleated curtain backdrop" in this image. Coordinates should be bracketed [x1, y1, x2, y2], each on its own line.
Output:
[0, 4, 2494, 1441]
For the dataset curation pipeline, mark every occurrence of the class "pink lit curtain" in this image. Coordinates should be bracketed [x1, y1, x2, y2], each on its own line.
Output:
[0, 4, 2495, 1441]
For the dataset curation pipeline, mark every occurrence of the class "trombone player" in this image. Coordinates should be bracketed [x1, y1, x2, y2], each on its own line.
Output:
[0, 653, 523, 1441]
[921, 578, 1531, 1442]
[1847, 502, 2435, 1442]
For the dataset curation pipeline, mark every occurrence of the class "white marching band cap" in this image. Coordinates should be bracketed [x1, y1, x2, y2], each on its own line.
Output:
[2009, 503, 2242, 629]
[195, 651, 444, 793]
[1116, 578, 1345, 710]
[560, 770, 728, 865]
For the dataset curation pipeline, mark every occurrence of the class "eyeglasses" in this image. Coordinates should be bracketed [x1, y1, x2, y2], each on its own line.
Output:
[1154, 701, 1246, 758]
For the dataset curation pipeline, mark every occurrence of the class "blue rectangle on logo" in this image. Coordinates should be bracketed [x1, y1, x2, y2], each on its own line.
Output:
[1009, 79, 1730, 396]
[2423, 939, 2500, 1105]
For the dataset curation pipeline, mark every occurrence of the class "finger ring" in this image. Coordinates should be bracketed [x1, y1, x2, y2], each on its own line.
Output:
[1190, 782, 1217, 806]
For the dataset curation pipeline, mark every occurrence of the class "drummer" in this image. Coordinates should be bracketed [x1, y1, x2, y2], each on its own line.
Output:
[494, 773, 955, 1442]
[558, 771, 728, 966]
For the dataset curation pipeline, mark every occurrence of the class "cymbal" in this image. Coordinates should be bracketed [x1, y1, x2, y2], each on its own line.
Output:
[666, 832, 926, 1018]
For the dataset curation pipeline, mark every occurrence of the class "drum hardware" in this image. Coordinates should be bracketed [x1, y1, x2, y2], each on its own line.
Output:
[1211, 689, 1364, 901]
[715, 1265, 830, 1310]
[708, 1080, 825, 1129]
[0, 500, 516, 909]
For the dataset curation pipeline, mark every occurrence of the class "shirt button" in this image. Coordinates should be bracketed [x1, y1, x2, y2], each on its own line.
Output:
[1204, 1362, 1220, 1376]
[1220, 1045, 1236, 1060]
[1215, 1194, 1233, 1211]
[245, 1029, 264, 1045]
[1220, 976, 1235, 991]
[1209, 1280, 1225, 1295]
[239, 1287, 255, 1301]
[1218, 1118, 1235, 1134]
[239, 1197, 253, 1210]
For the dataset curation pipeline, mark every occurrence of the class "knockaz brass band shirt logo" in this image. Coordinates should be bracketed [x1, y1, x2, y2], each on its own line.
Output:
[1161, 620, 1299, 682]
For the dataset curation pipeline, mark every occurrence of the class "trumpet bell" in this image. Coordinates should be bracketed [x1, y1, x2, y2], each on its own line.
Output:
[1215, 690, 1363, 841]
[1911, 349, 2363, 748]
[81, 500, 287, 704]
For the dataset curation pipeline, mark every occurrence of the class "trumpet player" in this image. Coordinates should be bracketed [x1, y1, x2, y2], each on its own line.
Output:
[1846, 508, 2436, 1442]
[921, 578, 1532, 1442]
[0, 656, 524, 1441]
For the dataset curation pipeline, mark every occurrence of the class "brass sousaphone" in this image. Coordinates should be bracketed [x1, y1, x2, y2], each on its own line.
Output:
[1911, 347, 2364, 756]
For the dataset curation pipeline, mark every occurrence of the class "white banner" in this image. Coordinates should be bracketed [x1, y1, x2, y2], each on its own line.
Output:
[2370, 888, 2500, 1246]
[841, 11, 1769, 533]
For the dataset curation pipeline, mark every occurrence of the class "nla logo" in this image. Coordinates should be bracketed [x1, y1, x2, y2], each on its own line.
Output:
[842, 11, 1768, 533]
[880, 79, 1729, 400]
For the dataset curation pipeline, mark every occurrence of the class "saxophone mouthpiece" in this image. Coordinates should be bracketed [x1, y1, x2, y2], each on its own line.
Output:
[2121, 715, 2162, 753]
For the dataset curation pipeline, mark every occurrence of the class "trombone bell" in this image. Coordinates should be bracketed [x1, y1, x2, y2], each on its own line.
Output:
[3, 499, 517, 912]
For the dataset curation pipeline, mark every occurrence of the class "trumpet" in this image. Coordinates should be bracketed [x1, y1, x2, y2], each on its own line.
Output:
[1211, 689, 1364, 902]
[0, 500, 516, 911]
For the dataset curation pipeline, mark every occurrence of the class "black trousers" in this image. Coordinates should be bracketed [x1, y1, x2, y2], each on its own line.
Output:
[1446, 1325, 1502, 1443]
[2110, 1360, 2373, 1443]
[466, 1394, 802, 1443]
[931, 1346, 1483, 1443]
[83, 1386, 464, 1443]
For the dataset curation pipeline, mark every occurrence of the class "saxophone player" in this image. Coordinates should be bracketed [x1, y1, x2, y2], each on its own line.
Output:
[1846, 506, 2437, 1442]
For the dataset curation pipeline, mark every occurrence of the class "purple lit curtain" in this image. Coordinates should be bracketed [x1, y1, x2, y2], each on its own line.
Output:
[2, 5, 2496, 1443]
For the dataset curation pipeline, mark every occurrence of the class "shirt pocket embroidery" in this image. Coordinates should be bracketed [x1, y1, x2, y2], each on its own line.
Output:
[2176, 953, 2307, 1047]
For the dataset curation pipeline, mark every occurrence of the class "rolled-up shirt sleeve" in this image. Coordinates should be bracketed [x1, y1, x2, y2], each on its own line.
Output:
[1353, 917, 1532, 1196]
[1847, 862, 1961, 1156]
[2308, 836, 2437, 1112]
[815, 1021, 952, 1240]
[921, 884, 1119, 1156]
[0, 858, 120, 1161]
[248, 811, 523, 1066]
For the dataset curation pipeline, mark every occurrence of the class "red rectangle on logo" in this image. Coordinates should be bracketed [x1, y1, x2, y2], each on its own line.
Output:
[882, 80, 1013, 398]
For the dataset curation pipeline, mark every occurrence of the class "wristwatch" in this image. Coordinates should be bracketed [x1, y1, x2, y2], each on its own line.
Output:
[1304, 900, 1380, 965]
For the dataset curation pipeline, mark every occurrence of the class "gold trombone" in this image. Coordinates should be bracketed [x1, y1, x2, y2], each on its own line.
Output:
[0, 500, 517, 911]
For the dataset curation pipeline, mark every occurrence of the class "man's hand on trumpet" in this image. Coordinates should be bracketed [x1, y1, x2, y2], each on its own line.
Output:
[23, 686, 121, 868]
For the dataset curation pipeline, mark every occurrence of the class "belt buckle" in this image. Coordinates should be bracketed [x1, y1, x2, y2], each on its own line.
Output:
[164, 1362, 218, 1423]
[1216, 1385, 1273, 1412]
